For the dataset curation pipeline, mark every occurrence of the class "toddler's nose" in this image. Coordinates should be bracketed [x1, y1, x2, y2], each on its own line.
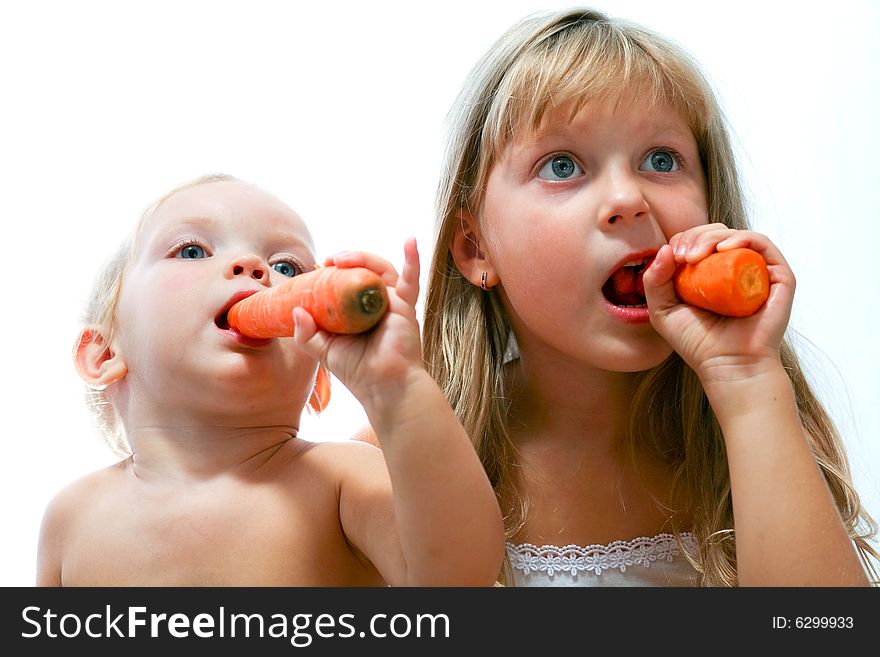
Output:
[226, 254, 267, 281]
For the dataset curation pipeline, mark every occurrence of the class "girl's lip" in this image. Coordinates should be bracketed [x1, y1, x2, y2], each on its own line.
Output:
[602, 297, 651, 324]
[602, 248, 659, 283]
[600, 248, 659, 321]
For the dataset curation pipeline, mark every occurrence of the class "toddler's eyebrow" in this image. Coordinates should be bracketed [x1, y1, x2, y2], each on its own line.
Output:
[262, 228, 314, 252]
[157, 216, 313, 251]
[138, 215, 215, 251]
[153, 215, 219, 235]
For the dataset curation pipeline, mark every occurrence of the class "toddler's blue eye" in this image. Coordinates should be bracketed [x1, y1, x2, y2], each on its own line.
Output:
[641, 150, 679, 173]
[537, 155, 582, 181]
[273, 261, 298, 277]
[179, 244, 206, 259]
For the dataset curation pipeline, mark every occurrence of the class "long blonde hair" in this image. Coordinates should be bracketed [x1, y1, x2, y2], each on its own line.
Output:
[421, 8, 878, 585]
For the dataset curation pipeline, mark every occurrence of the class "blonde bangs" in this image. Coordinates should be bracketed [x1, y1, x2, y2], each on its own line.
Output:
[482, 18, 710, 165]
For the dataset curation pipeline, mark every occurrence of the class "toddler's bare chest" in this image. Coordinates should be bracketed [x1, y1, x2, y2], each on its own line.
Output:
[63, 483, 369, 585]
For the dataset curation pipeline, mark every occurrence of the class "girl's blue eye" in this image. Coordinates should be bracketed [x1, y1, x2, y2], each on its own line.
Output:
[272, 261, 298, 277]
[178, 244, 206, 259]
[537, 155, 582, 181]
[641, 150, 679, 173]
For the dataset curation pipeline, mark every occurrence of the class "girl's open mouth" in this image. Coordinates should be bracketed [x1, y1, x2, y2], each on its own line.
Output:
[602, 256, 653, 308]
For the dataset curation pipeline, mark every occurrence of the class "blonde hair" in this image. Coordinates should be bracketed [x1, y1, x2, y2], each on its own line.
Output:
[422, 8, 878, 585]
[79, 173, 241, 456]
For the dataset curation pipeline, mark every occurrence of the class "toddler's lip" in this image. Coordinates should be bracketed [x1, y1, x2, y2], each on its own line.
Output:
[221, 326, 273, 348]
[214, 290, 273, 347]
[215, 289, 260, 330]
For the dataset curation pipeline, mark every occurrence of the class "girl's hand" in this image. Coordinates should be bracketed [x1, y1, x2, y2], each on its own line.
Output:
[641, 224, 796, 385]
[291, 238, 423, 410]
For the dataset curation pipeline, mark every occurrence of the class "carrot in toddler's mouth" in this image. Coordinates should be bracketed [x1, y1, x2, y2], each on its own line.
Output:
[673, 247, 769, 317]
[227, 265, 389, 338]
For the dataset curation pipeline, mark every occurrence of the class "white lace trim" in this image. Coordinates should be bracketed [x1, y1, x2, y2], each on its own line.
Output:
[506, 532, 696, 577]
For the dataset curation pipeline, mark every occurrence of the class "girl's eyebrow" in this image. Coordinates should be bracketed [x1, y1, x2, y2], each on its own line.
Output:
[508, 120, 695, 158]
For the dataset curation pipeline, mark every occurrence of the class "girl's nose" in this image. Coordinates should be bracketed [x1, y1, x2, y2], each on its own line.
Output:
[596, 168, 650, 229]
[225, 254, 268, 282]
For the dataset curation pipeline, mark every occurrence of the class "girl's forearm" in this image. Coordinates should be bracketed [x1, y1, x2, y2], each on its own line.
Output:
[703, 366, 868, 586]
[364, 370, 505, 585]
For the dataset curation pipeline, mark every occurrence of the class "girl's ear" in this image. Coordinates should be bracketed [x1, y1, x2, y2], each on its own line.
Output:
[450, 208, 498, 289]
[307, 366, 331, 414]
[74, 327, 128, 390]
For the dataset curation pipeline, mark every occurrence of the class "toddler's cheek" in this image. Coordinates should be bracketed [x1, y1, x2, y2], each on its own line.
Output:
[158, 271, 201, 296]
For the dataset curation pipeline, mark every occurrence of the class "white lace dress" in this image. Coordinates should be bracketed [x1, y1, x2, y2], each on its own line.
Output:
[505, 532, 700, 587]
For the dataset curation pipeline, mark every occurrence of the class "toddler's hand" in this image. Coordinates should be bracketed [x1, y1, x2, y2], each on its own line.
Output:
[292, 238, 423, 407]
[641, 224, 795, 384]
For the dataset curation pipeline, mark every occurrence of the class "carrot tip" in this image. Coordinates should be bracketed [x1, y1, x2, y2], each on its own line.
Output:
[359, 289, 385, 315]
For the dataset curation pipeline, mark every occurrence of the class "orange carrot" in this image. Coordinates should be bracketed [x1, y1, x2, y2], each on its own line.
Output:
[673, 247, 770, 317]
[308, 366, 332, 413]
[227, 266, 389, 338]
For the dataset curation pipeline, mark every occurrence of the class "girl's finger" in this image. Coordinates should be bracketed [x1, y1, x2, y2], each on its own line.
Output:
[670, 224, 737, 263]
[716, 231, 785, 267]
[641, 244, 680, 313]
[710, 230, 795, 293]
[668, 222, 727, 249]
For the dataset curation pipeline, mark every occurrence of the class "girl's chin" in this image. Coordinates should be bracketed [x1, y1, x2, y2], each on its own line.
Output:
[593, 340, 674, 374]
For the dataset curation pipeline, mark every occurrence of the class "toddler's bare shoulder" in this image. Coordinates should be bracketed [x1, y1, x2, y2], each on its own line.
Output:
[296, 439, 386, 479]
[302, 438, 383, 462]
[40, 459, 130, 531]
[52, 459, 129, 500]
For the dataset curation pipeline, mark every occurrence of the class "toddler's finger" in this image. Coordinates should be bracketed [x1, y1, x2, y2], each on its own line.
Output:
[292, 307, 332, 363]
[324, 251, 399, 288]
[395, 238, 420, 307]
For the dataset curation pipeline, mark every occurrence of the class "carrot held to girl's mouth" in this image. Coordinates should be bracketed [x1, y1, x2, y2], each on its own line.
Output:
[607, 247, 769, 317]
[672, 247, 770, 317]
[227, 265, 390, 338]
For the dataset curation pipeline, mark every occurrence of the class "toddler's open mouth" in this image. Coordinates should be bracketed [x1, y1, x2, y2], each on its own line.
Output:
[215, 290, 259, 330]
[215, 309, 231, 330]
[214, 290, 272, 347]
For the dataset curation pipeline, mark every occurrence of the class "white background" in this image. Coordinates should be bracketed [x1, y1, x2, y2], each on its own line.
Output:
[1, 0, 877, 586]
